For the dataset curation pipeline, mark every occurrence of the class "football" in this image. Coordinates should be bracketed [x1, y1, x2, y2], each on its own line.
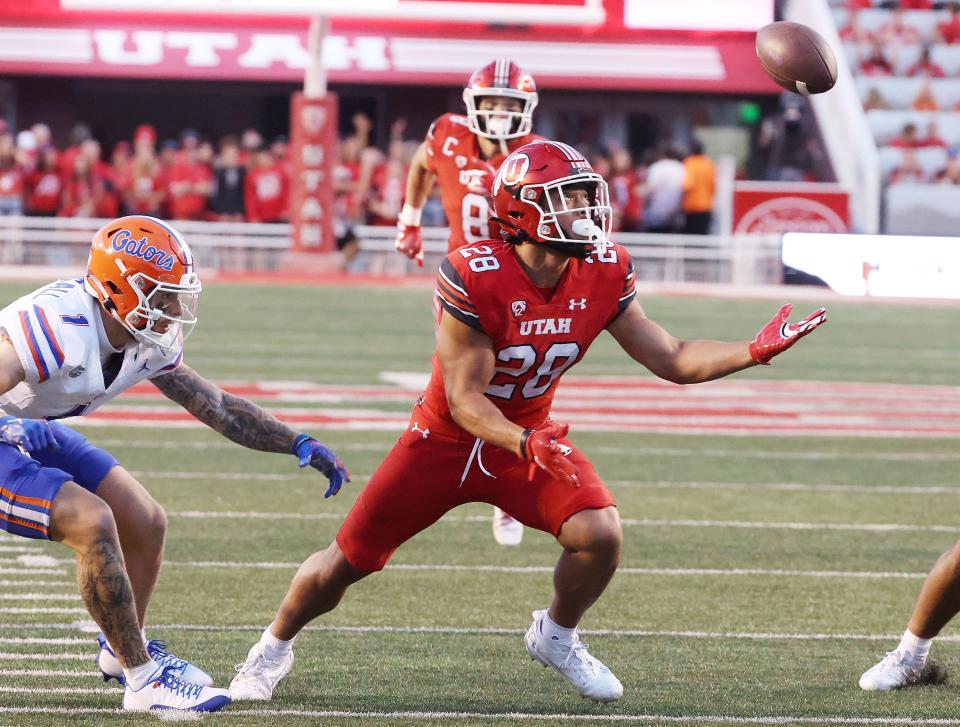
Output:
[756, 21, 838, 96]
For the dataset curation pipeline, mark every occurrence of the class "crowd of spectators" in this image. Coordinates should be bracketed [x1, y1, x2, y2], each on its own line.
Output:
[835, 0, 960, 185]
[0, 120, 291, 223]
[0, 113, 717, 235]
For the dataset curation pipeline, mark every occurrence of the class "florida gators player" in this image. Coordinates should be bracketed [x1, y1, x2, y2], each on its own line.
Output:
[396, 58, 540, 546]
[232, 140, 827, 704]
[0, 215, 348, 713]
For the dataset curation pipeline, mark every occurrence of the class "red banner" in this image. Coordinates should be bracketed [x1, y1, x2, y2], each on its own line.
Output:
[732, 182, 851, 235]
[290, 92, 337, 252]
[0, 21, 773, 92]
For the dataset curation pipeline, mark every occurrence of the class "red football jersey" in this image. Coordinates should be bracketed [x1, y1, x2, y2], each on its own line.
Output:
[424, 113, 538, 252]
[420, 240, 636, 436]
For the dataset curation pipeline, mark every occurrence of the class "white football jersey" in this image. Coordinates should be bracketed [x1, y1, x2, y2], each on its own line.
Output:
[0, 278, 183, 420]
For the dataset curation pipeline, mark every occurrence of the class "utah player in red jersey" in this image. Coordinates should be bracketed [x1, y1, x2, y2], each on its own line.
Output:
[396, 59, 540, 546]
[395, 59, 540, 263]
[232, 140, 827, 705]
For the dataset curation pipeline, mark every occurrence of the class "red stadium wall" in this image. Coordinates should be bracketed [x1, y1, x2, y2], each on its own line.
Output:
[0, 0, 779, 93]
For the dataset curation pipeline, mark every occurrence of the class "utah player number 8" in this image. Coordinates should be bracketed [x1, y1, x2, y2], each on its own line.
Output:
[461, 193, 492, 247]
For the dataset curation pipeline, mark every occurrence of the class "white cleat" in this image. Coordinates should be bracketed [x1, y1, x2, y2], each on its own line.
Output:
[859, 649, 926, 691]
[229, 640, 294, 701]
[492, 507, 523, 546]
[524, 610, 623, 703]
[96, 633, 213, 687]
[123, 665, 230, 712]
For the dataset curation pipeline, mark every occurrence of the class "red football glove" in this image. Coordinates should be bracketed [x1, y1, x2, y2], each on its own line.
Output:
[395, 223, 424, 267]
[519, 421, 580, 487]
[749, 304, 827, 365]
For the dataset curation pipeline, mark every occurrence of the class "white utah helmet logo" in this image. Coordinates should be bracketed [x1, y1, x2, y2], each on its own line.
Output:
[494, 153, 531, 195]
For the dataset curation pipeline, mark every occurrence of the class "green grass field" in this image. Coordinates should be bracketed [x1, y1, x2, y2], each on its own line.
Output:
[0, 280, 959, 726]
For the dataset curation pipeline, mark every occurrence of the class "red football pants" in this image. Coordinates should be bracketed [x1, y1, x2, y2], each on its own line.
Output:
[336, 420, 617, 572]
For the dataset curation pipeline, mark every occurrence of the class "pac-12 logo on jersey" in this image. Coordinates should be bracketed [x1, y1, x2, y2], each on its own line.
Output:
[111, 230, 176, 272]
[511, 300, 527, 318]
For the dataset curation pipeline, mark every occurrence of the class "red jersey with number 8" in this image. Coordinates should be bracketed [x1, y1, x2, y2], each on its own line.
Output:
[420, 240, 636, 437]
[424, 114, 538, 252]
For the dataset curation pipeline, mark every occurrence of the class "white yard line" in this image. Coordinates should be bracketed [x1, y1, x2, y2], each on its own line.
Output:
[0, 593, 77, 601]
[0, 568, 66, 576]
[592, 445, 960, 462]
[1, 707, 960, 724]
[89, 438, 960, 461]
[0, 637, 88, 645]
[610, 480, 960, 495]
[31, 558, 925, 580]
[0, 607, 86, 614]
[0, 652, 88, 661]
[0, 620, 954, 644]
[161, 510, 960, 534]
[0, 686, 112, 695]
[0, 668, 98, 678]
[131, 471, 301, 481]
[0, 546, 45, 553]
[0, 580, 69, 588]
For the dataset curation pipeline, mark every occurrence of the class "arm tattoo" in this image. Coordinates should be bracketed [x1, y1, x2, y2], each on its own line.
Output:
[151, 364, 298, 453]
[76, 537, 150, 669]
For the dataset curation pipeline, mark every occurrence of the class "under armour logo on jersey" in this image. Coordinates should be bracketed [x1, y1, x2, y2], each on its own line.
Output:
[411, 421, 430, 439]
[511, 300, 527, 318]
[569, 298, 587, 310]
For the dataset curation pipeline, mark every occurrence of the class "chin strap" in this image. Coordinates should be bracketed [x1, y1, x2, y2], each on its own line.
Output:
[490, 216, 534, 245]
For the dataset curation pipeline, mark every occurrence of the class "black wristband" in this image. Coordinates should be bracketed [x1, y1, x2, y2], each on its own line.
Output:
[291, 433, 312, 455]
[518, 428, 534, 459]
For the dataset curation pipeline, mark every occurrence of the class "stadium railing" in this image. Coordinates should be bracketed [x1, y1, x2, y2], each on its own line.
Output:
[0, 216, 783, 285]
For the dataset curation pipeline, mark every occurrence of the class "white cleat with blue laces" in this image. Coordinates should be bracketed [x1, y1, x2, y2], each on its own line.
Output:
[123, 665, 230, 712]
[96, 633, 214, 686]
[524, 610, 623, 703]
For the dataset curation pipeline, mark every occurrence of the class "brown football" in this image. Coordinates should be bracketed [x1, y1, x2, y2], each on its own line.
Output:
[756, 21, 838, 95]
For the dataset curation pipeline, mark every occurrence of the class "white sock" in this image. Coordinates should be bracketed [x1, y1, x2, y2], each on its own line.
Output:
[899, 629, 932, 662]
[541, 610, 576, 645]
[261, 623, 295, 658]
[124, 658, 161, 691]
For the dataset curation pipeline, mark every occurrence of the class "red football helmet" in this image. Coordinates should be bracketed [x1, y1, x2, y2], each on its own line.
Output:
[462, 59, 538, 140]
[492, 140, 612, 256]
[84, 215, 201, 352]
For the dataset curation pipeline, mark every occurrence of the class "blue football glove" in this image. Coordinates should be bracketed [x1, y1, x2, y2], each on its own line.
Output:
[0, 415, 59, 453]
[292, 434, 350, 498]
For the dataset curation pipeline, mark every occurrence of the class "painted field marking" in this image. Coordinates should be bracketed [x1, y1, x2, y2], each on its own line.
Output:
[610, 480, 960, 495]
[0, 637, 88, 645]
[0, 607, 86, 615]
[4, 620, 959, 645]
[0, 652, 88, 661]
[90, 438, 960, 462]
[158, 510, 960, 535]
[0, 593, 77, 602]
[0, 568, 66, 576]
[3, 706, 960, 724]
[0, 668, 98, 678]
[30, 557, 924, 581]
[0, 581, 68, 588]
[0, 546, 45, 554]
[0, 686, 112, 695]
[128, 473, 959, 496]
